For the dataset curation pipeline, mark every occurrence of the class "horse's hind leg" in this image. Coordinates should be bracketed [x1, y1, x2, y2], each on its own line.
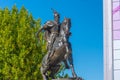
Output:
[41, 66, 49, 80]
[68, 53, 77, 78]
[70, 64, 77, 78]
[63, 60, 69, 69]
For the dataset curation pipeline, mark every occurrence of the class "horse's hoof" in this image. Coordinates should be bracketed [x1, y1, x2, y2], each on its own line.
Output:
[72, 74, 77, 78]
[76, 77, 83, 80]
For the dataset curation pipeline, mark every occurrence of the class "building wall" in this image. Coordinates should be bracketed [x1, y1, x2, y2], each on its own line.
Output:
[104, 0, 120, 80]
[113, 0, 120, 80]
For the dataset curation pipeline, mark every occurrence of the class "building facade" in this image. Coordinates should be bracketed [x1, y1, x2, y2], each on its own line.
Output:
[104, 0, 120, 80]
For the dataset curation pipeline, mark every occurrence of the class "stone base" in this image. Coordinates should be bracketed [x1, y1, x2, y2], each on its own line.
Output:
[52, 77, 83, 80]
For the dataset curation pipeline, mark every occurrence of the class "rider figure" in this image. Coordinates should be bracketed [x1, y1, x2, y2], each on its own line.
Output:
[47, 9, 60, 59]
[36, 9, 60, 60]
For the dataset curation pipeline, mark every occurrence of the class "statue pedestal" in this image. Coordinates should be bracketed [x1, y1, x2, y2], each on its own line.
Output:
[52, 79, 73, 80]
[52, 77, 83, 80]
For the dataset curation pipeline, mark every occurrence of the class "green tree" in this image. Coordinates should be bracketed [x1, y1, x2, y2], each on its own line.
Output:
[0, 6, 46, 80]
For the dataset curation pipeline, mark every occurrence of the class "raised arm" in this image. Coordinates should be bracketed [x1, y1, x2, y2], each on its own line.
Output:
[51, 8, 60, 24]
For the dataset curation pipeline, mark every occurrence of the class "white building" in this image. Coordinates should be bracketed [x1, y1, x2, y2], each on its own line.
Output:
[104, 0, 120, 80]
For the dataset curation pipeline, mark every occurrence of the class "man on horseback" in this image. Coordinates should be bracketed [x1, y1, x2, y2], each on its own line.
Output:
[36, 9, 60, 60]
[36, 9, 81, 80]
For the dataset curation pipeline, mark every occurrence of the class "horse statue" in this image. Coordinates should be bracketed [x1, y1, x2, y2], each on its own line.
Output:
[36, 9, 81, 80]
[37, 17, 81, 80]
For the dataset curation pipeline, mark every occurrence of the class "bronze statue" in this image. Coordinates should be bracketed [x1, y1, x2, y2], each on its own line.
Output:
[36, 9, 81, 80]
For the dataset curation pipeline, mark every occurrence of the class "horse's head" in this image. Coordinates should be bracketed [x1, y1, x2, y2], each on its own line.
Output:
[62, 17, 71, 36]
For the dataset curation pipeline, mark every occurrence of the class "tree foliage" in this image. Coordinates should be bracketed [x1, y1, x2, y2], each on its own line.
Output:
[0, 6, 46, 80]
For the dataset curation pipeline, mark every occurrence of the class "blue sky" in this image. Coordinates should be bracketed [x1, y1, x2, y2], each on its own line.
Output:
[0, 0, 103, 80]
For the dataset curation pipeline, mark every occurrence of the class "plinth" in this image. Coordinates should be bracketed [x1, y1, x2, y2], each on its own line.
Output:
[52, 77, 83, 80]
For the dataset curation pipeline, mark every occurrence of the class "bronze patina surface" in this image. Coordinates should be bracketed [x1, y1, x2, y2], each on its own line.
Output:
[36, 9, 80, 80]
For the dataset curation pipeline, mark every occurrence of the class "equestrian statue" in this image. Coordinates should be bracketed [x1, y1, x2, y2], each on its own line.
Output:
[36, 9, 82, 80]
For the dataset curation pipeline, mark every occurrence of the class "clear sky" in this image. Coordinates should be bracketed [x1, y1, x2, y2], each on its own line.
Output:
[0, 0, 103, 80]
